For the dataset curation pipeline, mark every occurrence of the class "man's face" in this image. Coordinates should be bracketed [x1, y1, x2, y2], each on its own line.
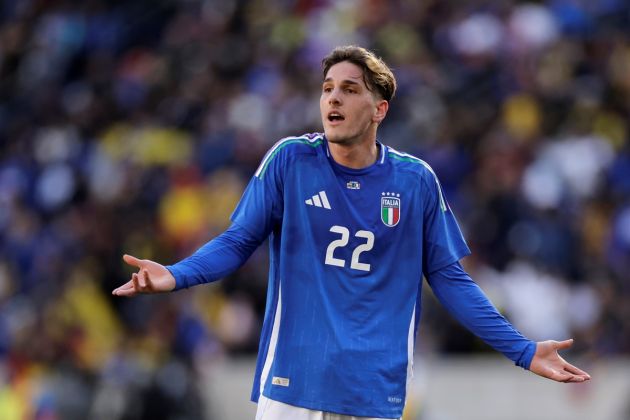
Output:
[320, 61, 385, 145]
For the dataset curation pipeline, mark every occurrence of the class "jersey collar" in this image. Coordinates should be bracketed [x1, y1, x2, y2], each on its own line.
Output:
[323, 137, 387, 172]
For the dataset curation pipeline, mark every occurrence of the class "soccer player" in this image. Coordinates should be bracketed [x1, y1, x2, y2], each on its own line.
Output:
[113, 46, 591, 420]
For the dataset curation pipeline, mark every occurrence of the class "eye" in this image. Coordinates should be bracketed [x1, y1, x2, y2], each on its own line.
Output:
[323, 86, 333, 93]
[344, 88, 356, 94]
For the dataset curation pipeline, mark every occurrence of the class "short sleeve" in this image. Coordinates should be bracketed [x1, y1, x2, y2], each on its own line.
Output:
[230, 144, 285, 242]
[422, 170, 471, 275]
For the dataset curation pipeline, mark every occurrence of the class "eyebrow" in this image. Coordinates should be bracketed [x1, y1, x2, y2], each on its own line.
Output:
[322, 78, 362, 87]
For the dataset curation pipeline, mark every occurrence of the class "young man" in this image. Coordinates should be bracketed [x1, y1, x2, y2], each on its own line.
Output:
[113, 46, 590, 420]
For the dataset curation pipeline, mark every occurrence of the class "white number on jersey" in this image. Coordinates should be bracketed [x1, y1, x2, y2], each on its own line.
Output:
[325, 225, 374, 272]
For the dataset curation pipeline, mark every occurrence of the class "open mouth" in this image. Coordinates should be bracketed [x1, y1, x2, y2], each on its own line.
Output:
[328, 111, 345, 122]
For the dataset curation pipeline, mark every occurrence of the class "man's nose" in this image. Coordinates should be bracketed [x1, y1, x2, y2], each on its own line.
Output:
[329, 88, 342, 105]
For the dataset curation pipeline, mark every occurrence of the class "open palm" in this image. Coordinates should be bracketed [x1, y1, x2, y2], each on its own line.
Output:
[529, 339, 591, 383]
[112, 254, 176, 297]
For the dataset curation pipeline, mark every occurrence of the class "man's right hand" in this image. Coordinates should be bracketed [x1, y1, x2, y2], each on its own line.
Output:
[112, 254, 176, 297]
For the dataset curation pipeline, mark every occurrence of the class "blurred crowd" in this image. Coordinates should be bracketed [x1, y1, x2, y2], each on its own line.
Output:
[0, 0, 629, 418]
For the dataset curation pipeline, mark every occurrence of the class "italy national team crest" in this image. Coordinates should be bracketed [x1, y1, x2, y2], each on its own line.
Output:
[381, 192, 401, 227]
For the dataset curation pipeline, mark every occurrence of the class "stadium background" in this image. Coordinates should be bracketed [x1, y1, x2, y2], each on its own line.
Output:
[0, 0, 629, 419]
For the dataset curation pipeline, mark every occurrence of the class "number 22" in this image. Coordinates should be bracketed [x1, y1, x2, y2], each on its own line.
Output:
[325, 225, 374, 272]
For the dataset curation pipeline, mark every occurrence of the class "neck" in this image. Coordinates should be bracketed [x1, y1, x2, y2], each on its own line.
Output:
[327, 138, 379, 169]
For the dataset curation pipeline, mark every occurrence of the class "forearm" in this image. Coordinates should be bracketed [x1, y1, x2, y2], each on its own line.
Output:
[167, 222, 262, 290]
[426, 262, 536, 369]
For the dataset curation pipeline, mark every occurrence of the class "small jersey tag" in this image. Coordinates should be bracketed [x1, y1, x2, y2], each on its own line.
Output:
[272, 377, 290, 387]
[346, 181, 360, 190]
[388, 396, 402, 404]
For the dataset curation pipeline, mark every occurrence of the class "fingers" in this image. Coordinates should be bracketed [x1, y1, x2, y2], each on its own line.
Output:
[543, 366, 569, 382]
[113, 255, 156, 297]
[547, 368, 585, 383]
[114, 254, 154, 297]
[140, 269, 152, 290]
[554, 339, 574, 351]
[563, 362, 591, 380]
[132, 272, 142, 290]
[112, 281, 136, 297]
[136, 271, 145, 289]
[553, 339, 591, 382]
[560, 372, 588, 383]
[111, 273, 145, 297]
[112, 272, 146, 297]
[531, 339, 591, 384]
[130, 270, 152, 292]
[123, 254, 144, 268]
[545, 362, 590, 383]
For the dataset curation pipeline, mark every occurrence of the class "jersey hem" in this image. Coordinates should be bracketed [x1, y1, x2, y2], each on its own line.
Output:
[257, 392, 403, 419]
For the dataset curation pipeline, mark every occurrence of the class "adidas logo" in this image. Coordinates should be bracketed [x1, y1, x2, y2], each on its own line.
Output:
[305, 191, 331, 210]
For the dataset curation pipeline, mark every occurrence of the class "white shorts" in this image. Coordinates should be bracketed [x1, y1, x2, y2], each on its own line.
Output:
[255, 395, 401, 420]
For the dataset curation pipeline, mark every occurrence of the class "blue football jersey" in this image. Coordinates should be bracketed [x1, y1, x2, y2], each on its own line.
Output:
[231, 133, 470, 418]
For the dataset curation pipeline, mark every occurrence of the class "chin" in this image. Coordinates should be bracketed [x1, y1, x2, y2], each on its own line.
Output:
[326, 135, 344, 144]
[324, 129, 351, 144]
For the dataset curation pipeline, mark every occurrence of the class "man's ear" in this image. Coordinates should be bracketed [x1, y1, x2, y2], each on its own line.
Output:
[373, 99, 389, 124]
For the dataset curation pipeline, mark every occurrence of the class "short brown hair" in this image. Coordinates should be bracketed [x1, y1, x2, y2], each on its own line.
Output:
[322, 45, 396, 102]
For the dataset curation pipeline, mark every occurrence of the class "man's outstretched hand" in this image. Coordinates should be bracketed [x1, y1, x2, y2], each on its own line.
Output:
[529, 339, 591, 383]
[112, 254, 176, 297]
